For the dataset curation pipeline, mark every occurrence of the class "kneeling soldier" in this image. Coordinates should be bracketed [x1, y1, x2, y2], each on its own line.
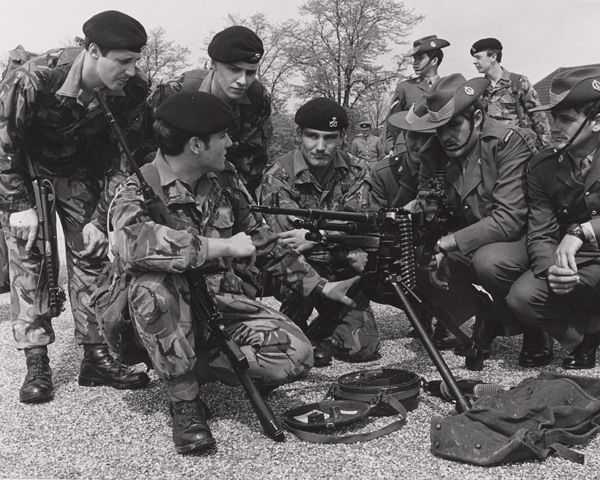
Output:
[109, 92, 357, 453]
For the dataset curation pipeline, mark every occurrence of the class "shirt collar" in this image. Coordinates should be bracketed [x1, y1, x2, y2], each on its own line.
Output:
[56, 50, 125, 104]
[200, 69, 251, 105]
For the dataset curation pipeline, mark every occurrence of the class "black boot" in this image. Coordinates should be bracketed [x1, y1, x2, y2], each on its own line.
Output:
[432, 324, 461, 350]
[172, 397, 216, 454]
[20, 349, 54, 403]
[518, 328, 553, 368]
[312, 341, 332, 367]
[454, 298, 504, 358]
[562, 332, 600, 369]
[79, 346, 150, 389]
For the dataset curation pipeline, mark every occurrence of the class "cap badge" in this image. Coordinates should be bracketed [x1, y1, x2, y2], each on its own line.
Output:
[252, 53, 262, 61]
[593, 79, 600, 92]
[430, 41, 436, 47]
[329, 117, 338, 128]
[465, 86, 475, 96]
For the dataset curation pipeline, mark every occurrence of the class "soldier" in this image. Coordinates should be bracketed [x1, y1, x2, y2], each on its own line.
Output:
[411, 74, 551, 367]
[507, 67, 600, 369]
[258, 98, 381, 365]
[0, 226, 9, 293]
[470, 38, 552, 150]
[351, 120, 384, 163]
[386, 35, 450, 155]
[148, 25, 271, 198]
[0, 11, 151, 404]
[109, 91, 358, 453]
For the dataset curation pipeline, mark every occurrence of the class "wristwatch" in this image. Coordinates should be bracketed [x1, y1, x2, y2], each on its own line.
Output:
[313, 278, 328, 296]
[566, 223, 586, 242]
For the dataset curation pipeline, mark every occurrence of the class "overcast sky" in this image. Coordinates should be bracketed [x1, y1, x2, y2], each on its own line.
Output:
[1, 0, 599, 85]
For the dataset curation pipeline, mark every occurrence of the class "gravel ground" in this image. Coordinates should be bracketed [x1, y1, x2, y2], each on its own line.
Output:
[1, 265, 600, 479]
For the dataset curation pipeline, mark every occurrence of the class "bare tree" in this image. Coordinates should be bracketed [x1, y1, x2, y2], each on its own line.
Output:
[138, 27, 192, 82]
[287, 0, 423, 109]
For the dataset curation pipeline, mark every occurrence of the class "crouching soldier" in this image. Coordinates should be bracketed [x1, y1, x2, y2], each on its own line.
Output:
[108, 91, 358, 453]
[508, 67, 600, 369]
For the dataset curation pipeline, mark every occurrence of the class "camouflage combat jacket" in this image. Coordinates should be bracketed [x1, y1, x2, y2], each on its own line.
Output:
[147, 69, 272, 193]
[110, 150, 321, 297]
[0, 46, 150, 231]
[480, 68, 551, 150]
[257, 149, 378, 263]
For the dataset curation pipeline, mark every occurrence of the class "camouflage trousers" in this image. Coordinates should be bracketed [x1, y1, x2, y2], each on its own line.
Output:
[274, 262, 381, 362]
[0, 176, 106, 349]
[128, 271, 314, 388]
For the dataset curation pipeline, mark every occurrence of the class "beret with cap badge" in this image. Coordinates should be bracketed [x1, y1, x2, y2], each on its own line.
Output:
[83, 10, 147, 53]
[155, 91, 234, 135]
[295, 98, 348, 131]
[470, 38, 503, 56]
[208, 26, 264, 64]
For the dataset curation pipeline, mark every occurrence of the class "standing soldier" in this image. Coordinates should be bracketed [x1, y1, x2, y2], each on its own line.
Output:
[386, 35, 450, 155]
[258, 98, 381, 365]
[508, 67, 600, 369]
[148, 25, 272, 198]
[351, 120, 384, 163]
[471, 38, 552, 150]
[0, 10, 151, 403]
[109, 91, 358, 453]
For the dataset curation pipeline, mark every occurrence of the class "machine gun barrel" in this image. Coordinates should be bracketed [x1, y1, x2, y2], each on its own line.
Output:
[250, 205, 378, 224]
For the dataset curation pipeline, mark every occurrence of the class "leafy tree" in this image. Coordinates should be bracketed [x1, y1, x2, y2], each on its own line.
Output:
[287, 0, 423, 109]
[138, 27, 192, 82]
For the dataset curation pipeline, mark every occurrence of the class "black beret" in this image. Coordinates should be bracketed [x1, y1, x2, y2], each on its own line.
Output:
[295, 98, 348, 131]
[208, 26, 264, 64]
[83, 11, 147, 53]
[470, 38, 503, 56]
[155, 92, 234, 135]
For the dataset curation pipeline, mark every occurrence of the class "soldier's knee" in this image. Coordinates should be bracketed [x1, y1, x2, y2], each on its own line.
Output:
[129, 272, 177, 328]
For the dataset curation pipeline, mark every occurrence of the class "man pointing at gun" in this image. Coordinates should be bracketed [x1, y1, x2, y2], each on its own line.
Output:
[108, 91, 358, 453]
[0, 11, 151, 403]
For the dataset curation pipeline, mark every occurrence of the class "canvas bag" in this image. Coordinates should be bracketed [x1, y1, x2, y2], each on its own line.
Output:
[430, 372, 600, 466]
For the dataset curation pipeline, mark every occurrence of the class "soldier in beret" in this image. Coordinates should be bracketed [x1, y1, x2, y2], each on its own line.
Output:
[471, 37, 551, 150]
[411, 74, 549, 368]
[385, 35, 450, 156]
[0, 10, 151, 404]
[351, 120, 384, 163]
[108, 91, 358, 453]
[148, 25, 272, 198]
[507, 67, 600, 369]
[258, 98, 381, 366]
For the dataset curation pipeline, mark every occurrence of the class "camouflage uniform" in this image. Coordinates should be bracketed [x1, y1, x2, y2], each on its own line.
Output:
[0, 225, 8, 291]
[257, 149, 381, 361]
[0, 46, 149, 349]
[480, 68, 552, 150]
[351, 134, 384, 163]
[109, 151, 315, 388]
[147, 69, 272, 196]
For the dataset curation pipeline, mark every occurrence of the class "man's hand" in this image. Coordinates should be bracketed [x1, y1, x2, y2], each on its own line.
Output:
[438, 233, 458, 253]
[9, 208, 39, 252]
[547, 265, 580, 295]
[555, 234, 583, 272]
[429, 252, 451, 290]
[319, 276, 360, 308]
[346, 248, 368, 274]
[80, 223, 108, 258]
[278, 228, 318, 253]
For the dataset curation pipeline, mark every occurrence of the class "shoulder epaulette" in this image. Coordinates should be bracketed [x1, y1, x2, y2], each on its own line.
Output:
[529, 148, 558, 169]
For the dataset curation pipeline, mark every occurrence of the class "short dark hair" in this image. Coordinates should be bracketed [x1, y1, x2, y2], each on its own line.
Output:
[153, 119, 211, 156]
[460, 99, 486, 126]
[84, 37, 110, 56]
[486, 49, 502, 63]
[428, 48, 444, 66]
[572, 99, 600, 119]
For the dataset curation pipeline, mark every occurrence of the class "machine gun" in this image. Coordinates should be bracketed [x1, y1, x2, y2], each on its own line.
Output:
[252, 199, 474, 413]
[23, 150, 66, 318]
[93, 88, 285, 442]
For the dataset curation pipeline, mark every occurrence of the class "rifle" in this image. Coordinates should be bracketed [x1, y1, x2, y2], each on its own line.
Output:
[23, 150, 66, 317]
[93, 88, 285, 442]
[251, 200, 475, 413]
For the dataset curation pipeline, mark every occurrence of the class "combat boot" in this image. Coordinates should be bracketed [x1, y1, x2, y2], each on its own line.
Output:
[78, 346, 150, 389]
[454, 294, 503, 358]
[312, 341, 332, 367]
[518, 328, 553, 368]
[562, 331, 600, 369]
[20, 348, 54, 403]
[172, 397, 216, 454]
